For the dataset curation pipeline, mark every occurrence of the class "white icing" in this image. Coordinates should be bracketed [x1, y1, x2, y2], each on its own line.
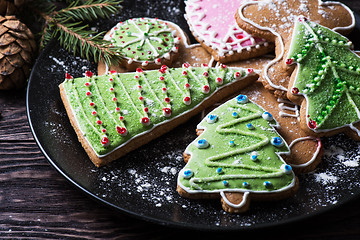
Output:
[185, 0, 269, 58]
[277, 98, 300, 118]
[220, 191, 249, 209]
[285, 136, 322, 168]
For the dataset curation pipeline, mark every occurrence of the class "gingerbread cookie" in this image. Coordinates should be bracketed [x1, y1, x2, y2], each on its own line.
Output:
[241, 82, 323, 173]
[184, 0, 274, 63]
[235, 0, 355, 97]
[99, 18, 213, 75]
[286, 18, 360, 139]
[177, 94, 299, 213]
[104, 18, 180, 71]
[59, 65, 258, 167]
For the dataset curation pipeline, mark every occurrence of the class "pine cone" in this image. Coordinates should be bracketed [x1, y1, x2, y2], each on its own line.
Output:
[0, 15, 36, 90]
[0, 0, 17, 16]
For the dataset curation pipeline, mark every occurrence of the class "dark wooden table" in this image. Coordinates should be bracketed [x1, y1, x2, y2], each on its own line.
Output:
[1, 1, 360, 239]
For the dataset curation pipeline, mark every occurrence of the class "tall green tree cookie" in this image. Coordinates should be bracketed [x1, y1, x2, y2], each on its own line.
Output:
[177, 94, 298, 213]
[287, 17, 360, 138]
[59, 64, 258, 167]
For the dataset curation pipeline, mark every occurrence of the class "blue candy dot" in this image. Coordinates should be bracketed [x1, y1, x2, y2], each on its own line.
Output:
[281, 164, 292, 174]
[196, 139, 209, 149]
[236, 94, 248, 104]
[243, 182, 249, 188]
[232, 112, 238, 118]
[250, 152, 258, 161]
[247, 123, 255, 130]
[216, 167, 223, 174]
[207, 114, 218, 124]
[223, 180, 229, 186]
[264, 181, 272, 188]
[183, 169, 193, 179]
[262, 112, 273, 121]
[271, 137, 284, 147]
[229, 140, 235, 147]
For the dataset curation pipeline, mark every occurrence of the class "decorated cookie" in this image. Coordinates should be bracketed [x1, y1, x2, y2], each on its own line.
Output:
[99, 18, 214, 75]
[184, 0, 274, 63]
[59, 65, 258, 167]
[239, 82, 323, 173]
[177, 94, 299, 213]
[104, 18, 180, 71]
[235, 0, 355, 97]
[286, 18, 360, 139]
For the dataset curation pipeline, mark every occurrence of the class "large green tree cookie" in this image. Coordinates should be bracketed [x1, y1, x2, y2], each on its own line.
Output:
[177, 94, 296, 213]
[60, 64, 257, 166]
[287, 17, 360, 137]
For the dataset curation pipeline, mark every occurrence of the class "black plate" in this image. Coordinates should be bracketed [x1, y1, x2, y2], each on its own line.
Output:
[27, 0, 360, 230]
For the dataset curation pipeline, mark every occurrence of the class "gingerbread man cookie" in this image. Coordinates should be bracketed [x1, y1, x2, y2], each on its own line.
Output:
[235, 0, 355, 97]
[184, 0, 274, 63]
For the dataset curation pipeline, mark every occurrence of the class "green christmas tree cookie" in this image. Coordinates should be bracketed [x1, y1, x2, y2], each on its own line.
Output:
[105, 17, 180, 70]
[287, 17, 360, 137]
[60, 64, 257, 166]
[177, 94, 297, 213]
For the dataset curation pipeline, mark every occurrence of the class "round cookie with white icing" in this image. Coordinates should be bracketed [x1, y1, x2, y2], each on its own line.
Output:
[177, 94, 299, 213]
[235, 0, 355, 98]
[105, 17, 180, 71]
[286, 18, 360, 139]
[185, 0, 274, 63]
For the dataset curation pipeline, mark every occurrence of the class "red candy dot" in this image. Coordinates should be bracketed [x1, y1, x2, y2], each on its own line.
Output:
[163, 108, 172, 117]
[164, 97, 170, 103]
[221, 64, 227, 69]
[235, 72, 241, 78]
[182, 71, 188, 76]
[159, 76, 165, 81]
[85, 71, 93, 78]
[247, 68, 254, 74]
[97, 120, 102, 125]
[65, 73, 72, 79]
[141, 117, 150, 125]
[183, 96, 191, 105]
[92, 111, 97, 116]
[203, 72, 209, 77]
[185, 83, 190, 89]
[183, 63, 190, 68]
[86, 91, 92, 96]
[116, 126, 127, 136]
[202, 85, 210, 94]
[144, 107, 149, 113]
[308, 119, 317, 129]
[90, 102, 95, 107]
[136, 68, 143, 73]
[102, 129, 107, 133]
[101, 137, 109, 146]
[113, 97, 117, 102]
[85, 82, 91, 87]
[119, 116, 124, 121]
[292, 87, 299, 94]
[286, 59, 294, 65]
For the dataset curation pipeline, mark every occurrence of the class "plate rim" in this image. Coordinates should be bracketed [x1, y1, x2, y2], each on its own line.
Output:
[26, 14, 360, 231]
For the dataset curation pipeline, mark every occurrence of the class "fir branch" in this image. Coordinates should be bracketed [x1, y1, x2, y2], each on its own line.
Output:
[54, 0, 122, 22]
[35, 7, 121, 66]
[29, 0, 123, 67]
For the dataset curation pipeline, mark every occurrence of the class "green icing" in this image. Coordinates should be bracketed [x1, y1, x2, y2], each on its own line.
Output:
[62, 66, 253, 157]
[287, 18, 360, 130]
[110, 18, 176, 62]
[178, 96, 294, 193]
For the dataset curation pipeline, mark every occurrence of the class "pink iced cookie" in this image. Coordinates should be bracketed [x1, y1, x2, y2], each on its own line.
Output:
[185, 0, 274, 63]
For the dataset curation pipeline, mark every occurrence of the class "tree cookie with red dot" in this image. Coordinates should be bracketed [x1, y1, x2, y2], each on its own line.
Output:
[184, 0, 274, 63]
[104, 17, 180, 71]
[235, 0, 355, 98]
[286, 18, 360, 139]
